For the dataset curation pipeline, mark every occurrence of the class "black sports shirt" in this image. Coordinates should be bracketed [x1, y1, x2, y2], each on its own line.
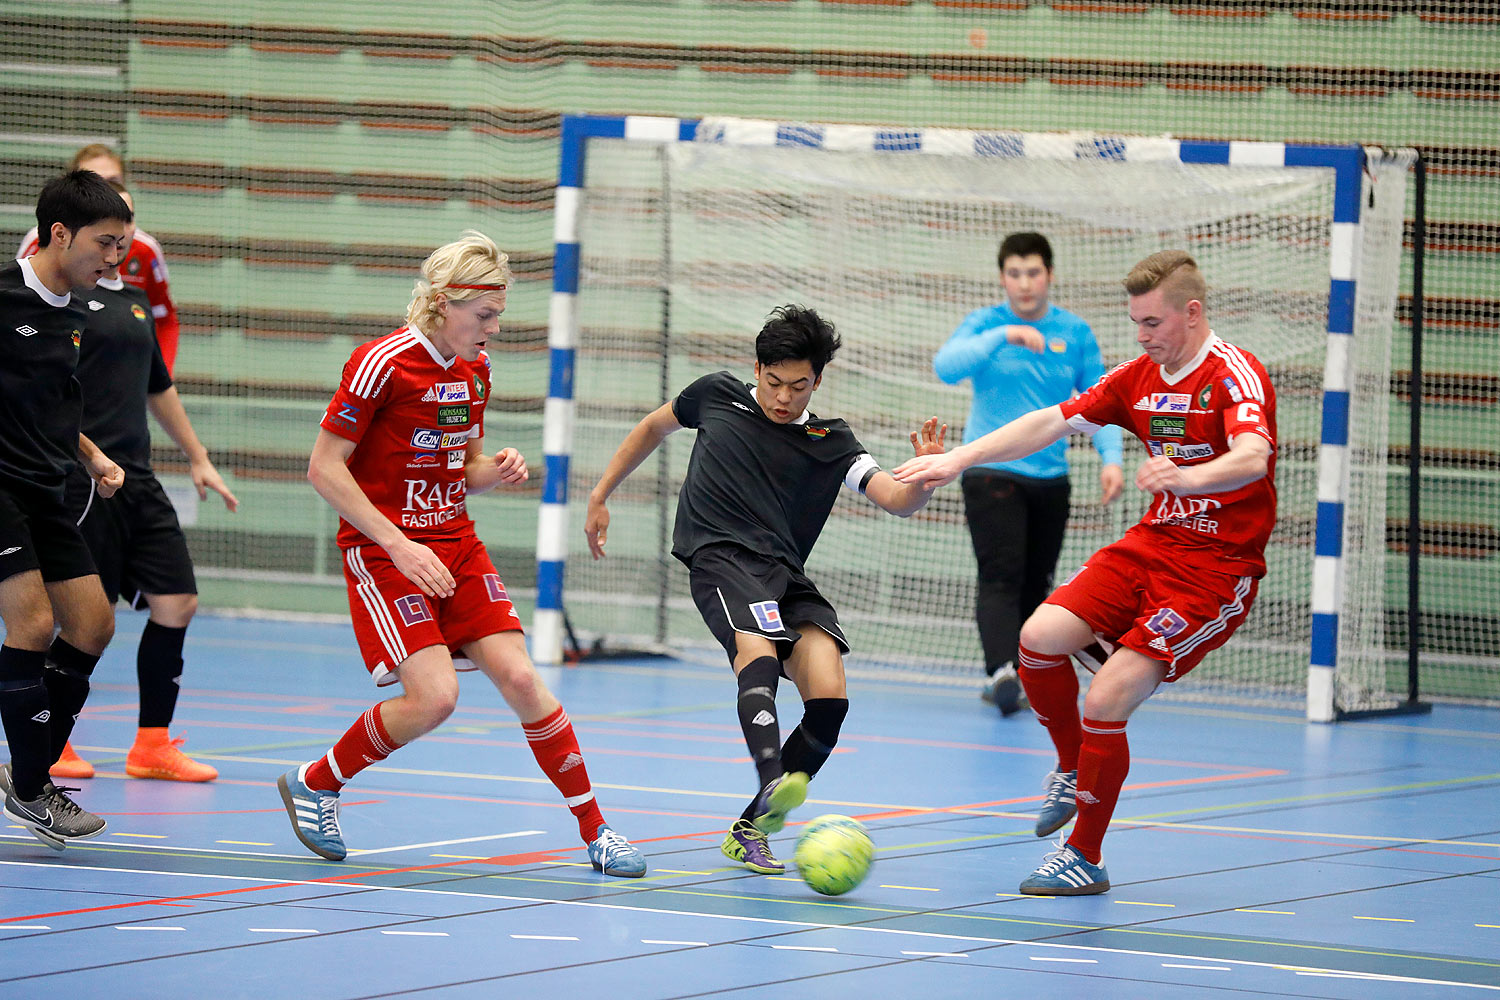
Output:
[670, 371, 880, 571]
[75, 277, 173, 478]
[0, 259, 88, 500]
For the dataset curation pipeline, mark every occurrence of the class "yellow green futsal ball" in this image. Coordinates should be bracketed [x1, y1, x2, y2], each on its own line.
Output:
[794, 815, 874, 896]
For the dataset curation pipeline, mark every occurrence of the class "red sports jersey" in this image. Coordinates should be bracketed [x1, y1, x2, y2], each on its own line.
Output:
[20, 226, 181, 373]
[320, 326, 491, 550]
[1059, 333, 1277, 577]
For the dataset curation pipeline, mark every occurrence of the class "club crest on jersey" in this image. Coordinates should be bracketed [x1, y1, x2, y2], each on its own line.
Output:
[131, 304, 148, 322]
[1049, 338, 1067, 353]
[805, 426, 829, 439]
[394, 594, 433, 626]
[1197, 385, 1213, 408]
[749, 600, 783, 632]
[472, 375, 487, 400]
[128, 258, 142, 276]
[1221, 376, 1243, 403]
[1149, 393, 1191, 413]
[71, 329, 81, 348]
[421, 381, 471, 403]
[484, 573, 508, 603]
[1149, 415, 1187, 438]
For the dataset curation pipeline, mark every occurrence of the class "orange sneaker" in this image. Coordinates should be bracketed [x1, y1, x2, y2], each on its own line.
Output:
[49, 741, 95, 780]
[125, 728, 219, 782]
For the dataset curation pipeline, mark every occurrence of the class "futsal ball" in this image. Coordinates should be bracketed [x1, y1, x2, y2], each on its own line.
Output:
[794, 815, 875, 896]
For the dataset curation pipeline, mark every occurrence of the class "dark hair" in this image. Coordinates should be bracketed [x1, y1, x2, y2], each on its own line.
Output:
[998, 231, 1053, 271]
[35, 170, 132, 249]
[756, 304, 841, 377]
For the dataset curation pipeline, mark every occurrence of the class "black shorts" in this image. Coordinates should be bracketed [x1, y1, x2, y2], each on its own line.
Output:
[66, 469, 196, 607]
[0, 481, 97, 585]
[687, 542, 849, 663]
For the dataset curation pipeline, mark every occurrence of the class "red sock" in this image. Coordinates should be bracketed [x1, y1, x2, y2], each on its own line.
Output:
[523, 705, 607, 843]
[1067, 717, 1129, 865]
[305, 702, 402, 792]
[1017, 643, 1081, 772]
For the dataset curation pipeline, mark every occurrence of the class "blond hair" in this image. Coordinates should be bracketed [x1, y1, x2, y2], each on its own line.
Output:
[70, 143, 125, 177]
[1123, 250, 1206, 310]
[406, 230, 512, 332]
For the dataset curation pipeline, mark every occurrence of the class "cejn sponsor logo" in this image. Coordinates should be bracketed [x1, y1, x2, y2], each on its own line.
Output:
[411, 428, 473, 450]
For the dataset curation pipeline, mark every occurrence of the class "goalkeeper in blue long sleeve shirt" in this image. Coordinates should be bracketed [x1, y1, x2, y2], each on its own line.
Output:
[934, 232, 1124, 715]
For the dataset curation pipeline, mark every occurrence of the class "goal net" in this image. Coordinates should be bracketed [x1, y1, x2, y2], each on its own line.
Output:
[555, 116, 1410, 716]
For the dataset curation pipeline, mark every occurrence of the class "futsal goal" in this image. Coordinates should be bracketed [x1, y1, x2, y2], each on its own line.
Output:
[535, 114, 1413, 722]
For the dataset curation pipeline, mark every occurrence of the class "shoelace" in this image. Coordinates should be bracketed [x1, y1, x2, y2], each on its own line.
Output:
[316, 793, 341, 836]
[1041, 771, 1075, 806]
[595, 828, 630, 860]
[44, 786, 87, 819]
[1034, 836, 1077, 875]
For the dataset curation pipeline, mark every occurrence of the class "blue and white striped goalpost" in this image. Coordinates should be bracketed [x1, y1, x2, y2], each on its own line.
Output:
[536, 113, 1370, 723]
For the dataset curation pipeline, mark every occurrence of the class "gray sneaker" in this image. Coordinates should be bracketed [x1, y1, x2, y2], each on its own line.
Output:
[982, 665, 1028, 717]
[3, 773, 107, 850]
[1035, 769, 1078, 837]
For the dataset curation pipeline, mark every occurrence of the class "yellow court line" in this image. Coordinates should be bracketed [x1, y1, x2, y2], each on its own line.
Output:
[1354, 916, 1415, 923]
[996, 893, 1052, 900]
[654, 869, 718, 876]
[1477, 924, 1500, 929]
[217, 841, 273, 847]
[431, 854, 487, 860]
[881, 885, 941, 892]
[110, 833, 167, 839]
[1115, 900, 1175, 907]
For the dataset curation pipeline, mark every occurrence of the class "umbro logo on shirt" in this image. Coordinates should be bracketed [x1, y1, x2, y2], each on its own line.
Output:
[32, 710, 52, 723]
[730, 401, 752, 412]
[0, 546, 21, 556]
[750, 711, 776, 727]
[16, 325, 37, 337]
[87, 300, 105, 311]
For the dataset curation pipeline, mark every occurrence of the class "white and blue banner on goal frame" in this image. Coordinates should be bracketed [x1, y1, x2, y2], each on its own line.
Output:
[538, 113, 1367, 723]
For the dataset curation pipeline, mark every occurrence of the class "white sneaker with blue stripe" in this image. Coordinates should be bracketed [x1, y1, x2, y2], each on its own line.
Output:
[1019, 838, 1110, 896]
[588, 824, 646, 878]
[277, 763, 346, 861]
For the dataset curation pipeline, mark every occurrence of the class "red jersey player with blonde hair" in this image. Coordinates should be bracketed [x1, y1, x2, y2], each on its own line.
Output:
[895, 250, 1276, 895]
[276, 231, 645, 877]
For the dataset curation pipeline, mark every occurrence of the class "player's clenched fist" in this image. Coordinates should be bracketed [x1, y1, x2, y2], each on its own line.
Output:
[493, 447, 528, 485]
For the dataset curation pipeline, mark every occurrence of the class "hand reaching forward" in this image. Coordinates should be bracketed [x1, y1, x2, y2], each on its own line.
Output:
[908, 416, 948, 457]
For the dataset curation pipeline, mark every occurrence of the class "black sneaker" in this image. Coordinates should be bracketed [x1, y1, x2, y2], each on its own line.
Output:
[3, 779, 106, 850]
[982, 665, 1028, 717]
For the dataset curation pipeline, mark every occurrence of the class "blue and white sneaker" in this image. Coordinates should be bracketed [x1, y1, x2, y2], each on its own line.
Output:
[750, 771, 808, 835]
[277, 763, 346, 861]
[1035, 769, 1078, 837]
[587, 824, 646, 878]
[1019, 838, 1110, 896]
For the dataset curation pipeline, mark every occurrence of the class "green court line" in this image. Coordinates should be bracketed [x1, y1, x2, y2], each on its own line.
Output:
[1121, 772, 1500, 822]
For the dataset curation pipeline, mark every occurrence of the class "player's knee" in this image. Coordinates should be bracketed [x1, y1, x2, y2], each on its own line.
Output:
[150, 593, 198, 628]
[414, 679, 460, 730]
[494, 662, 541, 706]
[75, 606, 115, 653]
[801, 697, 848, 751]
[1019, 607, 1079, 656]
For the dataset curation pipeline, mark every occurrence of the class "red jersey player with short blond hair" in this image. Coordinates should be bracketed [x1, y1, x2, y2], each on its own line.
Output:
[895, 250, 1276, 896]
[275, 231, 645, 877]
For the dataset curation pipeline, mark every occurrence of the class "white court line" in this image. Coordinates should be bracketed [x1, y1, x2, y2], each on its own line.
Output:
[381, 930, 449, 937]
[643, 939, 708, 947]
[773, 945, 838, 952]
[0, 925, 50, 930]
[346, 830, 545, 857]
[4, 859, 1496, 992]
[903, 950, 969, 958]
[115, 926, 185, 931]
[1163, 963, 1231, 971]
[249, 928, 319, 934]
[0, 832, 308, 860]
[1031, 957, 1098, 964]
[512, 934, 579, 941]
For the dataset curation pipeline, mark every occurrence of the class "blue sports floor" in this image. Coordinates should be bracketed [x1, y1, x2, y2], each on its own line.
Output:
[2, 614, 1498, 999]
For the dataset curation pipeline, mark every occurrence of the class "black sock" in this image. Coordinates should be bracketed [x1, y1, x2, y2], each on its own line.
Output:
[781, 698, 849, 779]
[735, 656, 784, 791]
[138, 621, 187, 728]
[0, 645, 52, 800]
[43, 637, 100, 761]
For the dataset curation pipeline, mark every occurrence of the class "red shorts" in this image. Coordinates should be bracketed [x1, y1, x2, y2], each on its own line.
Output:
[1046, 531, 1259, 682]
[342, 534, 523, 686]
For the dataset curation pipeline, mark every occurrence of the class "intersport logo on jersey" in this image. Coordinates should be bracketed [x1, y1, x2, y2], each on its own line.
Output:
[421, 381, 471, 403]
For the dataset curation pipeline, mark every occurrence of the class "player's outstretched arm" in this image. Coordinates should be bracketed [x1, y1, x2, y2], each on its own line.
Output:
[585, 402, 684, 559]
[77, 433, 124, 499]
[864, 417, 947, 517]
[893, 405, 1071, 489]
[147, 386, 239, 511]
[1135, 433, 1271, 496]
[463, 439, 529, 495]
[307, 429, 455, 597]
